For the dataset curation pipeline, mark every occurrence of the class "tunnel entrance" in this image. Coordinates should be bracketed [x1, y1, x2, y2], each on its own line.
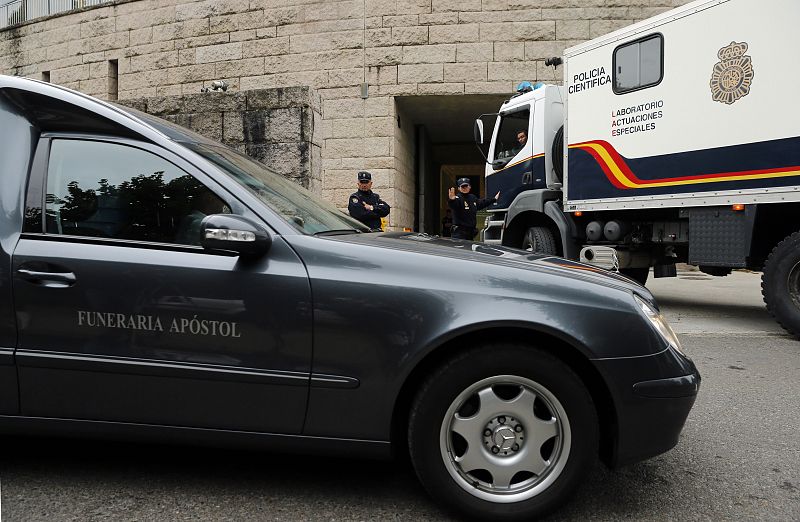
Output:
[395, 94, 507, 235]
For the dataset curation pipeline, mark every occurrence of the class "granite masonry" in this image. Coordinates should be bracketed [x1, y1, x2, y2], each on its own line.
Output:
[0, 0, 693, 229]
[124, 86, 323, 191]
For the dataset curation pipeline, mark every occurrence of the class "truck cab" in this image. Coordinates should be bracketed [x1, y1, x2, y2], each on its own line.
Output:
[477, 83, 573, 258]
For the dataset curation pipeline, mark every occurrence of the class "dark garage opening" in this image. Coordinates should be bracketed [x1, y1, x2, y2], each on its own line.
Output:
[396, 94, 507, 235]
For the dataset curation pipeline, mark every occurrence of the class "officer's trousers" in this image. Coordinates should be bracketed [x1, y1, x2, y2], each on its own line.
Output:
[451, 226, 476, 240]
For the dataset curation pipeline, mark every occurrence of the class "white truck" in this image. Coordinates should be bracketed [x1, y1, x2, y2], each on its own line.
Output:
[474, 0, 800, 338]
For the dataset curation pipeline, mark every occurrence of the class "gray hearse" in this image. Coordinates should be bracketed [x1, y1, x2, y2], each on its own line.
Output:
[0, 75, 699, 520]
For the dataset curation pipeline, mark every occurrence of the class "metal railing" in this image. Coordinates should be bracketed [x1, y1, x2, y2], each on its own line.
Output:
[1, 0, 112, 30]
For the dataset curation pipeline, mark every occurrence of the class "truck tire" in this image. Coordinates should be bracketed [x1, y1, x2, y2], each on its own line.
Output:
[522, 226, 558, 255]
[408, 344, 598, 521]
[552, 126, 564, 183]
[762, 230, 800, 339]
[620, 267, 649, 286]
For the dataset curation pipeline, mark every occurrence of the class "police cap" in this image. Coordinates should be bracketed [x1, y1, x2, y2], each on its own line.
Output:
[357, 171, 372, 182]
[457, 177, 471, 187]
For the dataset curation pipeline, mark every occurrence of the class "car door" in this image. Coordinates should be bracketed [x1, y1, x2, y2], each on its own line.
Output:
[12, 136, 312, 433]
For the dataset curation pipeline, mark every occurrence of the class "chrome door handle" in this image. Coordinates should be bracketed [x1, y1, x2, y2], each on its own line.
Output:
[17, 269, 76, 286]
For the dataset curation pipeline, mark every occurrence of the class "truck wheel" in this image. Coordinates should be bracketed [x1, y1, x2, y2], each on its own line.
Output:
[408, 344, 598, 521]
[619, 267, 649, 286]
[552, 126, 564, 183]
[762, 231, 800, 339]
[522, 226, 558, 255]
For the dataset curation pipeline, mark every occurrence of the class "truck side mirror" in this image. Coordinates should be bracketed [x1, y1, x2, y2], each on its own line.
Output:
[200, 214, 271, 257]
[474, 119, 484, 145]
[492, 159, 510, 171]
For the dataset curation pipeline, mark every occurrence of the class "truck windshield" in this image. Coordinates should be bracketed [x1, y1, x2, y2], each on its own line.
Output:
[493, 108, 530, 162]
[185, 142, 369, 235]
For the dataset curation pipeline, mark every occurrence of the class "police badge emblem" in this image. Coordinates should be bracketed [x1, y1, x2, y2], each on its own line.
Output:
[352, 197, 359, 203]
[710, 41, 754, 105]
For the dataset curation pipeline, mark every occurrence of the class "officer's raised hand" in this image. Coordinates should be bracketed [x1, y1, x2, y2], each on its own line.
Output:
[448, 187, 456, 200]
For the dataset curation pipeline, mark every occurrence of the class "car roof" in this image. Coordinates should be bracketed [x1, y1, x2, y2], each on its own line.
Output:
[0, 74, 213, 146]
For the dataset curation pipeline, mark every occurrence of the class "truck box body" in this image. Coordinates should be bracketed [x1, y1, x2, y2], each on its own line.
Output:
[478, 0, 800, 339]
[564, 0, 800, 211]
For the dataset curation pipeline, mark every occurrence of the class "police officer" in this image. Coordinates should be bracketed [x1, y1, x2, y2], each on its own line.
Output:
[348, 171, 390, 231]
[447, 178, 500, 240]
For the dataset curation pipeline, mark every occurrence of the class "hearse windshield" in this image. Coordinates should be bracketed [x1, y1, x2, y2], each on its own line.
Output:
[119, 104, 367, 235]
[185, 142, 369, 235]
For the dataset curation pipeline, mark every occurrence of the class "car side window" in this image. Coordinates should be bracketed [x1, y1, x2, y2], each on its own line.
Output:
[45, 139, 229, 246]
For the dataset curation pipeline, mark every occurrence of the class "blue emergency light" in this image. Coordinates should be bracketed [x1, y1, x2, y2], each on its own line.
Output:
[516, 81, 545, 94]
[516, 81, 533, 93]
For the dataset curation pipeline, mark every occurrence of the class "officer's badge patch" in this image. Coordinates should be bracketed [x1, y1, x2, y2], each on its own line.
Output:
[352, 197, 359, 203]
[710, 41, 754, 105]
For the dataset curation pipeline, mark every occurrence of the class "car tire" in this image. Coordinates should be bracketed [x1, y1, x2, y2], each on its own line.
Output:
[619, 267, 649, 286]
[521, 226, 558, 255]
[408, 344, 598, 521]
[762, 230, 800, 339]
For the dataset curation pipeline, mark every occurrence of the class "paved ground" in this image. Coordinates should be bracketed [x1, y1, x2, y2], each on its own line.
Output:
[648, 267, 785, 336]
[1, 270, 798, 521]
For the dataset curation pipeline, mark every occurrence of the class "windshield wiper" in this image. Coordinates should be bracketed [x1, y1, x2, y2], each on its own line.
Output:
[313, 229, 363, 236]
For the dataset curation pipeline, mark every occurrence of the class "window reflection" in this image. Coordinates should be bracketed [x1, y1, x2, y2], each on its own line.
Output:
[46, 140, 227, 245]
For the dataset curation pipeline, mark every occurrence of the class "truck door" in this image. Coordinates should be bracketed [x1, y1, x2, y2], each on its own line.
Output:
[12, 137, 312, 433]
[487, 105, 534, 208]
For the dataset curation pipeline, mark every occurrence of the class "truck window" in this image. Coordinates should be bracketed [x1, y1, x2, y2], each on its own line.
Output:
[44, 139, 229, 246]
[613, 34, 663, 94]
[493, 108, 530, 162]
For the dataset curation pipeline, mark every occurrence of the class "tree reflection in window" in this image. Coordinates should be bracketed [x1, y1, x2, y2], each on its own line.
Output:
[46, 140, 224, 245]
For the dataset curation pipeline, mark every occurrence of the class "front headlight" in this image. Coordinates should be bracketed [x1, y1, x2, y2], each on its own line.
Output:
[632, 294, 686, 356]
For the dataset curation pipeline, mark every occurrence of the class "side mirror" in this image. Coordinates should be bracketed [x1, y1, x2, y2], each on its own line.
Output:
[492, 158, 510, 171]
[473, 119, 484, 145]
[200, 214, 271, 257]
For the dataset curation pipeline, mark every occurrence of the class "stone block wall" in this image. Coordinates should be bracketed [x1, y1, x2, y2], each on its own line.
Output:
[0, 0, 695, 229]
[393, 99, 415, 229]
[124, 86, 322, 191]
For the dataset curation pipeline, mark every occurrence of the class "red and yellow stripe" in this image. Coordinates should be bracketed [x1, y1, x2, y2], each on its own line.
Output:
[569, 140, 800, 189]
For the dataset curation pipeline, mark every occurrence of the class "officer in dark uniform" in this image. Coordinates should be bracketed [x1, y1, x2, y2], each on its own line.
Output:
[348, 171, 390, 231]
[447, 177, 500, 240]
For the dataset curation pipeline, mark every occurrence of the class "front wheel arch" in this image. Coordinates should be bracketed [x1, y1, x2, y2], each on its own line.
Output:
[389, 327, 618, 468]
[503, 212, 562, 255]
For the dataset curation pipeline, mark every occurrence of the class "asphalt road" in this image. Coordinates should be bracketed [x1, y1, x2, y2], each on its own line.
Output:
[1, 269, 798, 521]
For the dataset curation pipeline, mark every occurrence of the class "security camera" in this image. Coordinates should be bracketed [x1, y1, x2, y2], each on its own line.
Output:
[544, 57, 563, 68]
[210, 80, 228, 91]
[201, 80, 229, 93]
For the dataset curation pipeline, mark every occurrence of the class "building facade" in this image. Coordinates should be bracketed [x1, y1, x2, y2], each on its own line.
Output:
[0, 0, 691, 231]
